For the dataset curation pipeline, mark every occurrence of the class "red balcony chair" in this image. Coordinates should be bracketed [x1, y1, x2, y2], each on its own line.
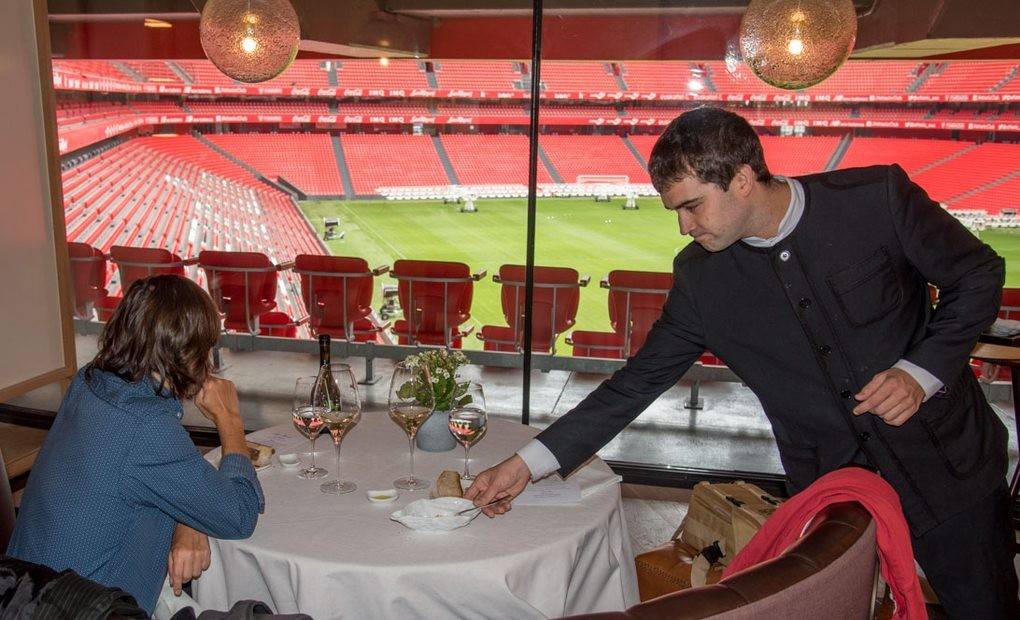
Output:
[390, 259, 485, 348]
[67, 241, 118, 320]
[198, 250, 292, 334]
[478, 265, 589, 354]
[100, 246, 199, 316]
[257, 311, 301, 338]
[569, 270, 674, 359]
[294, 254, 390, 342]
[975, 286, 1020, 382]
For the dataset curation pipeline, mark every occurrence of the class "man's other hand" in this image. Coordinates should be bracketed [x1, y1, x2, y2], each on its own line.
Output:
[194, 376, 241, 425]
[853, 367, 924, 427]
[168, 523, 211, 596]
[463, 454, 532, 518]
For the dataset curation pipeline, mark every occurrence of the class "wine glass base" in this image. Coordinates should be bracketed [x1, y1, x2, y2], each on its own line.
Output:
[299, 467, 328, 480]
[320, 480, 357, 494]
[461, 474, 475, 482]
[394, 476, 430, 491]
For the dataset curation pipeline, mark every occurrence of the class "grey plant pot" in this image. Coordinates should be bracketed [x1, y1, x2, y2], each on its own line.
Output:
[415, 409, 457, 452]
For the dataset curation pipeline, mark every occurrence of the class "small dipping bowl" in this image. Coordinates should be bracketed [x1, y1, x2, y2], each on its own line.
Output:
[277, 453, 300, 468]
[367, 489, 399, 504]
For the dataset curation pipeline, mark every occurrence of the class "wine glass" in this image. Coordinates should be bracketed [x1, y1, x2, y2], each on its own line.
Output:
[315, 363, 361, 495]
[448, 382, 487, 481]
[388, 361, 433, 491]
[292, 376, 327, 480]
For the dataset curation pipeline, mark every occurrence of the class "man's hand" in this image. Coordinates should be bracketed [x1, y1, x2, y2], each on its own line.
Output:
[168, 524, 211, 596]
[853, 368, 925, 427]
[463, 454, 532, 518]
[194, 376, 241, 425]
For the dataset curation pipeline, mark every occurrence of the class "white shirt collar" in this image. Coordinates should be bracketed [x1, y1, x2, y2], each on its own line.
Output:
[741, 176, 805, 247]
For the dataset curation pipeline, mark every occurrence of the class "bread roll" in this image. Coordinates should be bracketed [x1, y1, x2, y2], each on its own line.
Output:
[435, 470, 464, 498]
[245, 441, 275, 468]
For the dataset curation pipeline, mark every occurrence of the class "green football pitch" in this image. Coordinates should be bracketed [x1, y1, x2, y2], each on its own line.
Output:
[300, 198, 1020, 350]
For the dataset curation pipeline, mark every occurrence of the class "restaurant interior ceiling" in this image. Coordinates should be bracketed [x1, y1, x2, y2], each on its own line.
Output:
[45, 0, 1020, 62]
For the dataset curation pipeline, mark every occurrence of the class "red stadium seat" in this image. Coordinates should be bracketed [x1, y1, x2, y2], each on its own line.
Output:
[570, 270, 673, 358]
[198, 250, 291, 334]
[109, 245, 197, 294]
[390, 259, 485, 348]
[294, 254, 389, 342]
[257, 311, 301, 338]
[67, 242, 117, 320]
[478, 265, 588, 354]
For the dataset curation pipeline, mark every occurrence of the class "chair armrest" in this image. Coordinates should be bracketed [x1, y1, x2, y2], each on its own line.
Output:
[565, 335, 575, 345]
[460, 324, 476, 337]
[600, 277, 611, 289]
[372, 265, 391, 276]
[492, 274, 502, 284]
[182, 257, 200, 266]
[276, 260, 296, 271]
[579, 276, 591, 287]
[472, 270, 487, 281]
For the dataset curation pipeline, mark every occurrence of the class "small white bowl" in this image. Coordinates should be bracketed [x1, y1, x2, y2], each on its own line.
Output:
[390, 497, 477, 532]
[277, 453, 300, 468]
[367, 489, 399, 504]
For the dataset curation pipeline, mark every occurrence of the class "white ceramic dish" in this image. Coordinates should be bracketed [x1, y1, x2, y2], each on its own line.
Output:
[390, 497, 478, 532]
[367, 489, 399, 504]
[277, 453, 300, 468]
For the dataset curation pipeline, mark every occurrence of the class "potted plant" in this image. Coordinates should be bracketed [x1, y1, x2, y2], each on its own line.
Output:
[399, 349, 471, 451]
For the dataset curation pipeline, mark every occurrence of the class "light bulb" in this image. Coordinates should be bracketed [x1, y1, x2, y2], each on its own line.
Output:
[687, 78, 704, 91]
[739, 0, 857, 90]
[241, 35, 258, 54]
[379, 56, 390, 67]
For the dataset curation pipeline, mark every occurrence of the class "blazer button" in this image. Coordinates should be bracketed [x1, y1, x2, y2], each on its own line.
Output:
[818, 344, 831, 355]
[840, 389, 853, 399]
[779, 250, 791, 262]
[799, 298, 812, 309]
[858, 432, 871, 443]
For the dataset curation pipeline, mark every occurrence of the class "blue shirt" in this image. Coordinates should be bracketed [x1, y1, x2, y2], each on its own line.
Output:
[6, 367, 265, 613]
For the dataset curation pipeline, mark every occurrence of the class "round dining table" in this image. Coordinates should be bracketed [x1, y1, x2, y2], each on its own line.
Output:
[192, 411, 639, 619]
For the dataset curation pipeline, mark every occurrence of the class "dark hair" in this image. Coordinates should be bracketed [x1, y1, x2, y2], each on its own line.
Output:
[648, 106, 772, 193]
[90, 275, 221, 400]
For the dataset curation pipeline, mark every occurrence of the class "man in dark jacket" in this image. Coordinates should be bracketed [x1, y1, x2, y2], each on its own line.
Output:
[467, 107, 1017, 617]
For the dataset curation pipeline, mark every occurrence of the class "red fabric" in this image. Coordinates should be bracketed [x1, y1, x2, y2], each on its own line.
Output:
[722, 468, 927, 620]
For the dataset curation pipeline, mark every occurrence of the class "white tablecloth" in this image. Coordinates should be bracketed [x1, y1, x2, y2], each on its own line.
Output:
[193, 413, 639, 619]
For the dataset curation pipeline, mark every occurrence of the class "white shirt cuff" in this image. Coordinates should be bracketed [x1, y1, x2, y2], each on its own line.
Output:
[517, 439, 560, 481]
[893, 359, 944, 401]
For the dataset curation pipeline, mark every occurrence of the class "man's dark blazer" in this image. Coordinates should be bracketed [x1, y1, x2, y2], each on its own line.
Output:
[536, 164, 1008, 535]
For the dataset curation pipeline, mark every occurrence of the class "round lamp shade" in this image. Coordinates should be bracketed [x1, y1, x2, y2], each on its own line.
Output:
[739, 0, 857, 90]
[200, 0, 300, 84]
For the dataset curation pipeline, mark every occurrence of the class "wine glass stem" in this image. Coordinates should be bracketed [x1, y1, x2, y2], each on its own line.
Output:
[408, 434, 416, 481]
[310, 436, 317, 470]
[463, 445, 471, 478]
[334, 440, 342, 482]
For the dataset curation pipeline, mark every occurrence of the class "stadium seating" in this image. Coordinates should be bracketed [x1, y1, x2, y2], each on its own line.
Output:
[187, 101, 331, 115]
[837, 137, 974, 174]
[540, 61, 619, 92]
[205, 133, 345, 195]
[340, 134, 450, 194]
[758, 136, 840, 177]
[336, 59, 429, 89]
[915, 61, 1017, 95]
[913, 142, 1020, 203]
[124, 60, 182, 83]
[339, 103, 432, 116]
[432, 60, 523, 91]
[539, 135, 649, 184]
[478, 265, 588, 354]
[440, 134, 553, 185]
[621, 62, 700, 92]
[66, 241, 118, 320]
[109, 245, 196, 294]
[569, 270, 673, 359]
[294, 254, 389, 342]
[390, 259, 485, 348]
[198, 250, 293, 334]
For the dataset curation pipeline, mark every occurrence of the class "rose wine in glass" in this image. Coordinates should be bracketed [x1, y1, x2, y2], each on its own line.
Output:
[315, 362, 361, 495]
[388, 361, 433, 491]
[448, 382, 487, 480]
[293, 376, 327, 479]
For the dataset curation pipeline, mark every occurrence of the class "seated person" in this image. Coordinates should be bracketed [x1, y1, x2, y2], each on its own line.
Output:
[6, 274, 264, 615]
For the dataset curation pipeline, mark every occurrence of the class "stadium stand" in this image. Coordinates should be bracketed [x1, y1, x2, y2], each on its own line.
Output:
[206, 133, 345, 195]
[758, 135, 841, 177]
[186, 101, 331, 115]
[124, 60, 182, 83]
[336, 59, 429, 89]
[539, 135, 649, 183]
[340, 134, 450, 194]
[837, 137, 975, 174]
[440, 134, 554, 185]
[914, 61, 1017, 95]
[539, 61, 619, 92]
[621, 62, 701, 92]
[913, 142, 1020, 203]
[432, 60, 522, 91]
[339, 103, 432, 116]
